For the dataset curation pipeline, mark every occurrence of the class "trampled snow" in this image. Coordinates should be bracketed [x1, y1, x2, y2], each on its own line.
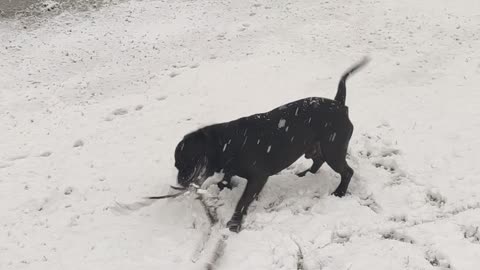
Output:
[1, 0, 480, 269]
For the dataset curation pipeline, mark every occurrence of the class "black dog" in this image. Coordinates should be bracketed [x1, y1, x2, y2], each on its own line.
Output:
[174, 58, 369, 232]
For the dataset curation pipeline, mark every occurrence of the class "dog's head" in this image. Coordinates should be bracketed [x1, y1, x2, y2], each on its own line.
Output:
[174, 130, 214, 188]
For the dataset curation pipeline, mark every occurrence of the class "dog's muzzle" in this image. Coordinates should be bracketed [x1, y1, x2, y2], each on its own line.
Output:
[178, 157, 208, 187]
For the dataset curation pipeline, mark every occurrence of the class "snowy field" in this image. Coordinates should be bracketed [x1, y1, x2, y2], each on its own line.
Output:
[1, 0, 480, 269]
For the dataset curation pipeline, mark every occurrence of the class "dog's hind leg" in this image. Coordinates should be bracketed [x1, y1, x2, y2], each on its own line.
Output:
[328, 159, 353, 197]
[226, 175, 268, 232]
[322, 142, 353, 197]
[322, 123, 354, 197]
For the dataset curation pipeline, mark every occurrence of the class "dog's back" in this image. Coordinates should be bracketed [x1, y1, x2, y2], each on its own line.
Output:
[208, 96, 348, 176]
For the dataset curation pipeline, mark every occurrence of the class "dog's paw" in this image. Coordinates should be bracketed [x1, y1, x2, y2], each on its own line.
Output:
[296, 168, 315, 177]
[226, 219, 242, 233]
[217, 181, 232, 191]
[227, 213, 243, 233]
[332, 189, 347, 197]
[296, 171, 308, 178]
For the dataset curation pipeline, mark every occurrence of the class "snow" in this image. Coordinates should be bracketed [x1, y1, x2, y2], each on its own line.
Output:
[330, 132, 337, 142]
[241, 136, 248, 148]
[1, 0, 480, 269]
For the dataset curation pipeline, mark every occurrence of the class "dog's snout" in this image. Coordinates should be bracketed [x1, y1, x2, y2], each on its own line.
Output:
[177, 178, 188, 187]
[177, 170, 192, 186]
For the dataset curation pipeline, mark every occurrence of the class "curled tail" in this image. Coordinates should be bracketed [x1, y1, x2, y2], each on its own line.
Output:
[334, 57, 370, 105]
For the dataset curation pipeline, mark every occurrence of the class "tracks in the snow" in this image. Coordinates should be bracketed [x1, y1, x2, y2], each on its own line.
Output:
[111, 123, 476, 269]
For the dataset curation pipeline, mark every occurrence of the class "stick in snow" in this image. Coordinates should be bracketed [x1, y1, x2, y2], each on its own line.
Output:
[205, 234, 229, 270]
[291, 237, 305, 270]
[191, 194, 219, 262]
[196, 195, 219, 224]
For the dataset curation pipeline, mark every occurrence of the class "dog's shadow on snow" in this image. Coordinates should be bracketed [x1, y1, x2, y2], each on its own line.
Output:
[207, 164, 342, 227]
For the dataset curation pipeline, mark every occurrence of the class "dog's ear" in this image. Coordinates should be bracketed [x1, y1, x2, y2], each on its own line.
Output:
[198, 128, 210, 140]
[183, 128, 216, 157]
[197, 128, 218, 155]
[185, 129, 207, 141]
[198, 129, 216, 149]
[183, 129, 212, 149]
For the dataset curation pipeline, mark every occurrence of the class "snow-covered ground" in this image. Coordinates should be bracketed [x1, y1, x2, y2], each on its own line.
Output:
[1, 0, 480, 269]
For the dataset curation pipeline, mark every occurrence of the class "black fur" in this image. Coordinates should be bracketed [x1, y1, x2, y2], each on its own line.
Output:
[174, 58, 369, 232]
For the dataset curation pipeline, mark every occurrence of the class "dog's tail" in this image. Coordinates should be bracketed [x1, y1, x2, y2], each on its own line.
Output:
[334, 57, 370, 105]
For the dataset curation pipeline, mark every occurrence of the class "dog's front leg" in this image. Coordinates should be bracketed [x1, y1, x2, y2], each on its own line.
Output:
[227, 176, 268, 232]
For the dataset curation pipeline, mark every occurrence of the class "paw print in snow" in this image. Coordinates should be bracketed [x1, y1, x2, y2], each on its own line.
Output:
[425, 190, 446, 208]
[463, 225, 480, 244]
[425, 249, 452, 269]
[112, 108, 128, 116]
